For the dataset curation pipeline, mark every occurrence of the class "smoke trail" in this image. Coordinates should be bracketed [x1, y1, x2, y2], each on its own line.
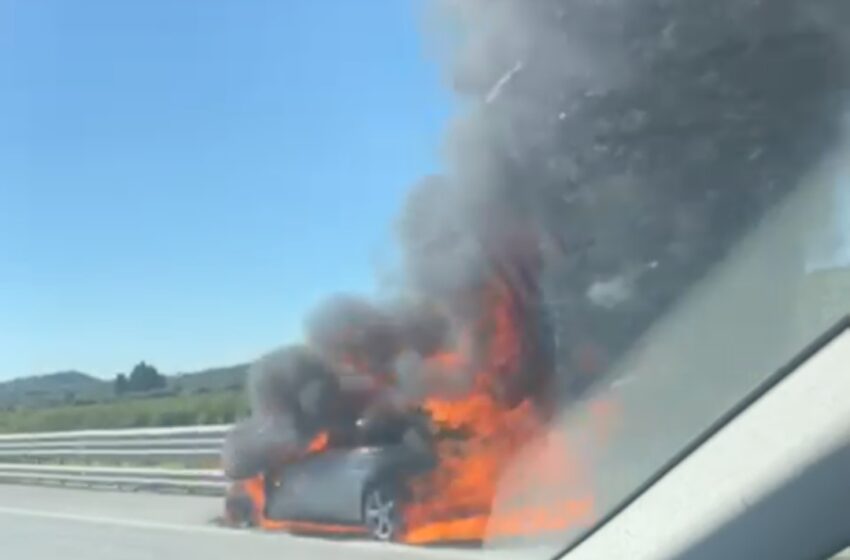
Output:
[226, 0, 850, 479]
[401, 0, 850, 394]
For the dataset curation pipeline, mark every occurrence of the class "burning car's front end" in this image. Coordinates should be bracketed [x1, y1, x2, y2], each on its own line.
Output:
[223, 408, 437, 541]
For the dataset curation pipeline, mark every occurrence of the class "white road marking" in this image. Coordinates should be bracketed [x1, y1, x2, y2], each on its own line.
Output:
[0, 504, 479, 558]
[0, 504, 246, 537]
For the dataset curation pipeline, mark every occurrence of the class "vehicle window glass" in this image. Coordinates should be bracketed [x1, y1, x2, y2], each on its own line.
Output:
[3, 1, 850, 558]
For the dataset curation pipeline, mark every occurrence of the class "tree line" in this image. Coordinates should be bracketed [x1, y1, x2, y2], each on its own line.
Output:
[114, 361, 167, 395]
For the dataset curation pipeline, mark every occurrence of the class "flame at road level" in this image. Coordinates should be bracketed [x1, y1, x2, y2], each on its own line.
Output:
[404, 397, 597, 544]
[403, 278, 597, 544]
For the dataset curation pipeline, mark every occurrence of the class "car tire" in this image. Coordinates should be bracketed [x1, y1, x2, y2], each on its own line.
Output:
[362, 482, 404, 542]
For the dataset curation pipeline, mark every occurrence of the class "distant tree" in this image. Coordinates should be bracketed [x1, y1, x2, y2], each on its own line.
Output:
[114, 374, 128, 396]
[127, 362, 166, 392]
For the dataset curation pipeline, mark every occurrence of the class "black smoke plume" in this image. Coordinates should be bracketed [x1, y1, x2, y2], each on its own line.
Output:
[224, 0, 850, 479]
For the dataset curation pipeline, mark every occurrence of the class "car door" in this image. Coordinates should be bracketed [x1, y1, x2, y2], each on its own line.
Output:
[266, 448, 370, 524]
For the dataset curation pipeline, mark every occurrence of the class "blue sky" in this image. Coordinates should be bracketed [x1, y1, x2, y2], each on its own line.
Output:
[0, 0, 453, 379]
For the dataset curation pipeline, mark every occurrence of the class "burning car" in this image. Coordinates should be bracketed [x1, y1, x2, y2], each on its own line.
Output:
[219, 219, 570, 544]
[224, 409, 437, 542]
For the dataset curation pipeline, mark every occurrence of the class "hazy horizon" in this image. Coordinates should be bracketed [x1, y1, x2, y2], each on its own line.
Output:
[1, 0, 453, 379]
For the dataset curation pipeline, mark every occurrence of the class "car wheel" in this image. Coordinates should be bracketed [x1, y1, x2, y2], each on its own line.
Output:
[362, 482, 403, 542]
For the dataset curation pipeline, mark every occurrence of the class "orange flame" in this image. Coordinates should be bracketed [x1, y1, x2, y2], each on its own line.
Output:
[306, 430, 329, 454]
[235, 275, 612, 545]
[403, 278, 597, 544]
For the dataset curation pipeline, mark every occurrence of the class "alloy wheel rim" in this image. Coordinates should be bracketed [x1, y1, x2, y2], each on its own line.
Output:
[364, 489, 396, 540]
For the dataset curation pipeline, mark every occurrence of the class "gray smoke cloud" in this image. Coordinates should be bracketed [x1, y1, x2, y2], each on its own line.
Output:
[400, 0, 850, 395]
[305, 294, 452, 378]
[223, 346, 352, 479]
[305, 295, 400, 375]
[225, 0, 850, 478]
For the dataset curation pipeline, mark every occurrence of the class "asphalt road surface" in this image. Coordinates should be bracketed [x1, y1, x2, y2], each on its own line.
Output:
[0, 484, 480, 560]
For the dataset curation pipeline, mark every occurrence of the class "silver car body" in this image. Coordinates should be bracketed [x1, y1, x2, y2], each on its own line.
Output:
[264, 444, 434, 525]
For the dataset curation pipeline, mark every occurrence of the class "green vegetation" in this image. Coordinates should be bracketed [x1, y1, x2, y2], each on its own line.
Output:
[115, 362, 167, 395]
[0, 390, 250, 433]
[0, 360, 253, 433]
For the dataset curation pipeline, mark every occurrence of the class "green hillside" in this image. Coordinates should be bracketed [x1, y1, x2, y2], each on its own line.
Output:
[0, 362, 252, 432]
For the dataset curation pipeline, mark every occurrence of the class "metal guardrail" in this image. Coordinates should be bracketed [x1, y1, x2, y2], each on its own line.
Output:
[0, 425, 231, 494]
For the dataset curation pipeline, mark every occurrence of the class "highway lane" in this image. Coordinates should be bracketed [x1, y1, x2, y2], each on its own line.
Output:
[0, 484, 479, 560]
